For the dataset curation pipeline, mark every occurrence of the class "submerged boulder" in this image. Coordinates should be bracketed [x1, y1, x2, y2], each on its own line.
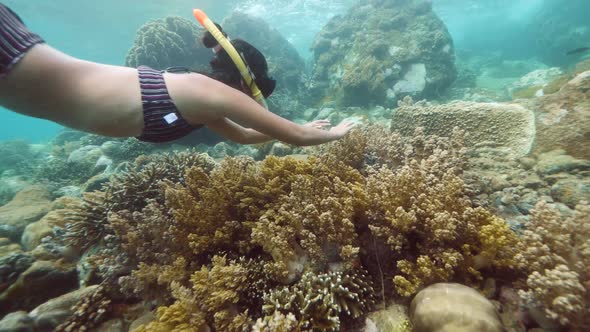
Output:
[522, 70, 590, 159]
[410, 283, 502, 332]
[0, 185, 52, 241]
[310, 0, 456, 107]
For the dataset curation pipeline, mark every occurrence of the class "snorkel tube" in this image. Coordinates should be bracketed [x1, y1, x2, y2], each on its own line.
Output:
[193, 9, 269, 109]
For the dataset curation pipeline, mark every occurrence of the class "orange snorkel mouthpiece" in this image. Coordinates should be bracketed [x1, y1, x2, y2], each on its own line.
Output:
[193, 9, 208, 26]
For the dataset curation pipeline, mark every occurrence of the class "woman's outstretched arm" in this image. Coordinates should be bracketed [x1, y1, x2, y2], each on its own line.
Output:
[207, 118, 333, 145]
[166, 73, 355, 146]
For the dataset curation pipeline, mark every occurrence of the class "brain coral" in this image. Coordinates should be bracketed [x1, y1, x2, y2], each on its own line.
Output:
[125, 16, 211, 70]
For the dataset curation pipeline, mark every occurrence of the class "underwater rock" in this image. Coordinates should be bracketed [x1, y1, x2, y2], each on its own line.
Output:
[551, 178, 590, 208]
[0, 260, 77, 316]
[390, 99, 535, 157]
[508, 67, 563, 98]
[523, 70, 590, 159]
[310, 0, 456, 107]
[535, 150, 590, 175]
[28, 285, 99, 330]
[0, 175, 28, 207]
[67, 145, 103, 170]
[0, 185, 52, 241]
[0, 311, 34, 332]
[0, 252, 35, 293]
[125, 16, 211, 71]
[410, 283, 502, 332]
[20, 207, 69, 252]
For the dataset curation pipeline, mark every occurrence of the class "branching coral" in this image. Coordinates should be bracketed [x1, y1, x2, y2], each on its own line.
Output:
[136, 256, 267, 332]
[262, 269, 376, 331]
[516, 201, 590, 330]
[251, 157, 366, 277]
[364, 136, 517, 297]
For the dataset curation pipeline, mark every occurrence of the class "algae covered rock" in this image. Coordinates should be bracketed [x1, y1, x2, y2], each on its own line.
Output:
[0, 185, 52, 241]
[410, 283, 502, 332]
[310, 0, 456, 107]
[390, 99, 535, 157]
[523, 70, 590, 159]
[0, 260, 77, 316]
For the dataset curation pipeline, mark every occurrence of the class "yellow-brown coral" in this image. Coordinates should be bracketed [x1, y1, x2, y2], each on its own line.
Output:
[516, 201, 590, 330]
[366, 157, 519, 297]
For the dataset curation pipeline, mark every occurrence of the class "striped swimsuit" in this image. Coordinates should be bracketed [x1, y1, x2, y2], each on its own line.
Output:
[0, 3, 200, 143]
[0, 3, 44, 77]
[136, 66, 201, 143]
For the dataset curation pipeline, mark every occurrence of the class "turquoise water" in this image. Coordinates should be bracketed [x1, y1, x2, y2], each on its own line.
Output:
[1, 0, 589, 142]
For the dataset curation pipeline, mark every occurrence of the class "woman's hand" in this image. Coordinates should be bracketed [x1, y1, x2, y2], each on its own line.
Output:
[328, 119, 357, 139]
[303, 119, 331, 130]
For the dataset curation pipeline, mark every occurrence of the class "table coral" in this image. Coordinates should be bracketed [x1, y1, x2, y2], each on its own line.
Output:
[516, 201, 590, 330]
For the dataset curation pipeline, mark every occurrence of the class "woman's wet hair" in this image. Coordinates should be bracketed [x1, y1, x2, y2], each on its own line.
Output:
[201, 23, 225, 48]
[201, 23, 276, 98]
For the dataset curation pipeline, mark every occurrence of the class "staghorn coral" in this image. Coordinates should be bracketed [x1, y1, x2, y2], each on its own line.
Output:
[59, 151, 215, 251]
[251, 157, 366, 277]
[137, 256, 265, 332]
[252, 311, 301, 332]
[164, 157, 261, 258]
[262, 269, 376, 331]
[365, 148, 518, 297]
[516, 201, 590, 330]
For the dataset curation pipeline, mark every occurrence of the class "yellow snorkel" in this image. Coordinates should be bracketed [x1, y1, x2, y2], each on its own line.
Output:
[193, 9, 269, 109]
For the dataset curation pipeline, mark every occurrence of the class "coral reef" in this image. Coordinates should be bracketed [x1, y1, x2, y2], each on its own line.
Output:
[16, 125, 526, 331]
[310, 0, 456, 107]
[125, 16, 211, 70]
[516, 201, 590, 330]
[410, 283, 502, 332]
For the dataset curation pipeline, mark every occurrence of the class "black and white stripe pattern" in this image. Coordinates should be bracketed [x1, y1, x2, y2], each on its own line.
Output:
[136, 66, 200, 143]
[0, 3, 44, 77]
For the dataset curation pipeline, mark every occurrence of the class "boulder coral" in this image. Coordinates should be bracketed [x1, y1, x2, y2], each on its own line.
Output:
[516, 201, 590, 330]
[310, 0, 456, 107]
[410, 283, 502, 332]
[125, 16, 211, 70]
